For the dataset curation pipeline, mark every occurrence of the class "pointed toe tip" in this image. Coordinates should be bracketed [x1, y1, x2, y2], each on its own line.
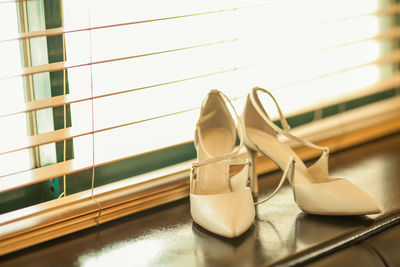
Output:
[223, 223, 254, 238]
[207, 212, 254, 238]
[360, 193, 383, 215]
[367, 200, 383, 214]
[377, 204, 383, 213]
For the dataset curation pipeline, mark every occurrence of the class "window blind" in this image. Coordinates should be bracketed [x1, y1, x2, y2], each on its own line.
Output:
[1, 0, 400, 255]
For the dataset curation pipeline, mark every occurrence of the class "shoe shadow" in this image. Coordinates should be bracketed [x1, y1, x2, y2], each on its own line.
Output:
[291, 213, 373, 251]
[191, 222, 258, 266]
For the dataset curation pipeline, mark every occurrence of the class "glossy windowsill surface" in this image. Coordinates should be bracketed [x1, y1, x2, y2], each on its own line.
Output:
[1, 132, 400, 266]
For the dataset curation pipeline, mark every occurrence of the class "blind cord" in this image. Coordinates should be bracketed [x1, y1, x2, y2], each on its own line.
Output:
[88, 0, 102, 225]
[61, 0, 67, 199]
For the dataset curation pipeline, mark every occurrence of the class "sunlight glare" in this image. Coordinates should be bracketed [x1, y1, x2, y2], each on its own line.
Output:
[65, 0, 381, 161]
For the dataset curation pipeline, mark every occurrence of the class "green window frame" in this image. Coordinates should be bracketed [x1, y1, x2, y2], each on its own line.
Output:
[1, 0, 73, 213]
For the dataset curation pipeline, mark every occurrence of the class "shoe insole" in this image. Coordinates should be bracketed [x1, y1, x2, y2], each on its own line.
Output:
[197, 128, 235, 195]
[246, 127, 314, 184]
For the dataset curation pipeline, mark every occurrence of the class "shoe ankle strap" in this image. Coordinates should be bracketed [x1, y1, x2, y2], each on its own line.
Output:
[250, 87, 329, 153]
[254, 157, 296, 205]
[252, 87, 291, 131]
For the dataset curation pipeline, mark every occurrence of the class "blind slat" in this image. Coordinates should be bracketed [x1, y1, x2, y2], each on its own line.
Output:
[0, 159, 92, 194]
[1, 48, 400, 118]
[2, 2, 398, 43]
[0, 126, 88, 156]
[0, 27, 64, 44]
[0, 92, 90, 118]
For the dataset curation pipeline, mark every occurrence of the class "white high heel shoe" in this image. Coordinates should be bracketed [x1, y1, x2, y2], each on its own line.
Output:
[190, 90, 255, 238]
[243, 87, 382, 215]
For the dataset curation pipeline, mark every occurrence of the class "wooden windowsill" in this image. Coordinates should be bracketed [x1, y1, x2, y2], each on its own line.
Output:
[1, 131, 400, 266]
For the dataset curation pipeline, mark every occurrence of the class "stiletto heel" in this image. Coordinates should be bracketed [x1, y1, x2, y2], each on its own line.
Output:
[242, 87, 382, 215]
[190, 90, 255, 238]
[247, 148, 259, 197]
